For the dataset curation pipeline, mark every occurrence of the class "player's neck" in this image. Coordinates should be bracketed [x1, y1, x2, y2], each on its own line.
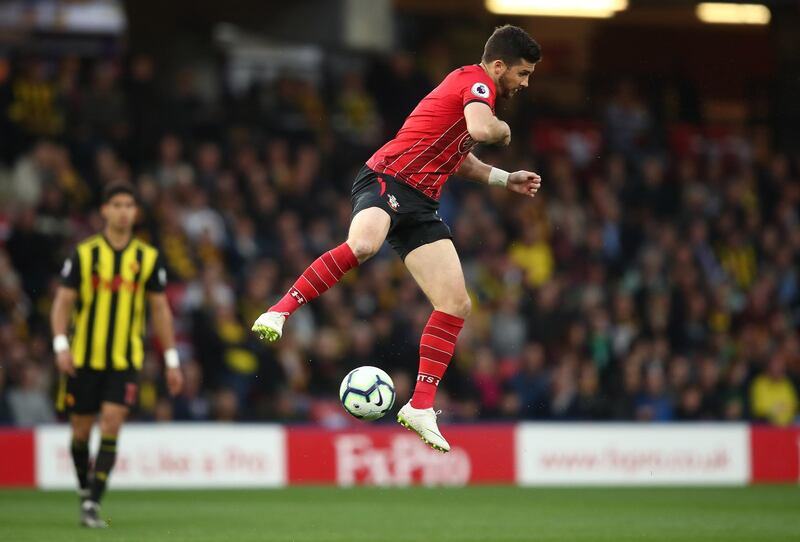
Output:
[479, 61, 500, 91]
[103, 227, 132, 251]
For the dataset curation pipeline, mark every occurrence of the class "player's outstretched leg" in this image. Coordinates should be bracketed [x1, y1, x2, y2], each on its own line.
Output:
[252, 207, 390, 342]
[252, 242, 358, 342]
[398, 240, 469, 453]
[397, 310, 464, 452]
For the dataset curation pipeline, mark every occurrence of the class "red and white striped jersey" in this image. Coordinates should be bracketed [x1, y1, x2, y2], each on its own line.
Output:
[366, 65, 496, 201]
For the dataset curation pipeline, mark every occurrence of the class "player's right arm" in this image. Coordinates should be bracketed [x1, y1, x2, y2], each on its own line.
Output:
[51, 249, 81, 376]
[464, 102, 511, 146]
[51, 286, 78, 376]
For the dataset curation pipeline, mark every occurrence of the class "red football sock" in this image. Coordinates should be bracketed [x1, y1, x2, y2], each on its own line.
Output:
[269, 243, 359, 316]
[410, 310, 464, 410]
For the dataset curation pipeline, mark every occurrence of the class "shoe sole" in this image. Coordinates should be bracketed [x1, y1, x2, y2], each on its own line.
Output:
[252, 325, 281, 343]
[397, 413, 449, 453]
[81, 519, 108, 528]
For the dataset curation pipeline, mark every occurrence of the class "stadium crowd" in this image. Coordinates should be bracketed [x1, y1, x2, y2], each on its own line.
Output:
[0, 51, 798, 427]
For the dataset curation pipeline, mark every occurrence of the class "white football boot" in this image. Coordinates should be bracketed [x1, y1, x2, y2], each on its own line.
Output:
[251, 311, 287, 343]
[397, 402, 450, 452]
[80, 500, 108, 529]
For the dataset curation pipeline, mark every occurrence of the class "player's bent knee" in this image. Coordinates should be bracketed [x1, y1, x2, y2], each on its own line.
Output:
[347, 239, 380, 262]
[99, 410, 127, 436]
[71, 416, 94, 441]
[99, 420, 123, 436]
[72, 426, 92, 441]
[457, 296, 472, 318]
[440, 295, 471, 319]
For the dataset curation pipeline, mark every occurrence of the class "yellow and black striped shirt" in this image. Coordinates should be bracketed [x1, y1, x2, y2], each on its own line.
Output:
[60, 235, 166, 371]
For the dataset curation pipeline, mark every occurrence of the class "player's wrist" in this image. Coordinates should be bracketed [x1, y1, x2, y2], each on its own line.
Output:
[164, 347, 180, 369]
[53, 334, 70, 353]
[488, 167, 509, 187]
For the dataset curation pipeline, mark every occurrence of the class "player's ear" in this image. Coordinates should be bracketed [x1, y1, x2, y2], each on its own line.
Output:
[492, 59, 505, 75]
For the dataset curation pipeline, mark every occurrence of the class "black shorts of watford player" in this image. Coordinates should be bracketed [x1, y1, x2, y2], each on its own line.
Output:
[51, 182, 184, 528]
[253, 25, 543, 453]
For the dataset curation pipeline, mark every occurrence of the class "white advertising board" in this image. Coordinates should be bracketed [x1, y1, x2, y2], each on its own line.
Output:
[36, 423, 286, 489]
[516, 424, 750, 486]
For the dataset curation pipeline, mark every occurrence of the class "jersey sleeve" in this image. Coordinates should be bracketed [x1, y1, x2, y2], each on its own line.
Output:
[59, 250, 81, 289]
[144, 253, 168, 293]
[459, 75, 495, 110]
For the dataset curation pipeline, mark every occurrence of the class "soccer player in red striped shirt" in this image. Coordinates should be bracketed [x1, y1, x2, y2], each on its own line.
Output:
[253, 25, 542, 452]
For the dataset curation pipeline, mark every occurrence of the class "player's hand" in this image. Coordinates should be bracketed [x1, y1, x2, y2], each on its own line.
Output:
[166, 367, 184, 396]
[55, 350, 76, 376]
[507, 170, 542, 198]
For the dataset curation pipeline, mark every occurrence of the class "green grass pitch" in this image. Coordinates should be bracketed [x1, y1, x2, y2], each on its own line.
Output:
[1, 486, 799, 542]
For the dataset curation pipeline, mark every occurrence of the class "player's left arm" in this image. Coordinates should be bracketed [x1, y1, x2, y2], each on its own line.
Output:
[145, 254, 183, 396]
[456, 152, 542, 198]
[148, 292, 184, 396]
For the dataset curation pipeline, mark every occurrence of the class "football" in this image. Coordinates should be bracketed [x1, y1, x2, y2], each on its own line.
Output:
[339, 366, 396, 420]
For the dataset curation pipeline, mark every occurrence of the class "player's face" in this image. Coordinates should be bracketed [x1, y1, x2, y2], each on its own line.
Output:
[498, 60, 536, 99]
[102, 194, 137, 231]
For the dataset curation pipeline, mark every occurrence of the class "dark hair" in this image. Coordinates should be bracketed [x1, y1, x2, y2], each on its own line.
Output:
[482, 25, 541, 66]
[102, 182, 138, 204]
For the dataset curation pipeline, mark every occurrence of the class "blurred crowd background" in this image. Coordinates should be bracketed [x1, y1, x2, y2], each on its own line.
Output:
[0, 0, 798, 427]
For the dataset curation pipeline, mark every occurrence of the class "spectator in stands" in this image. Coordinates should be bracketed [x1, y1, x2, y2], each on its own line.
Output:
[4, 140, 57, 206]
[750, 352, 799, 426]
[573, 363, 609, 420]
[173, 360, 211, 421]
[7, 364, 55, 426]
[0, 364, 13, 424]
[7, 58, 64, 144]
[81, 61, 126, 144]
[635, 364, 674, 421]
[603, 79, 652, 156]
[506, 343, 550, 419]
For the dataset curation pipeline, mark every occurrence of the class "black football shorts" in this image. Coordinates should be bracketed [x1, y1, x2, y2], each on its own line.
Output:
[58, 368, 140, 414]
[350, 165, 452, 260]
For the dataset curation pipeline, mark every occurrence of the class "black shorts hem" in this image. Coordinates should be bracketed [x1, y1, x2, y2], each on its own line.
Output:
[351, 166, 452, 260]
[58, 368, 140, 414]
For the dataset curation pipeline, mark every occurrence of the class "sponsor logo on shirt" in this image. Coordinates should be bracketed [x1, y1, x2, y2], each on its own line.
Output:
[91, 275, 139, 293]
[457, 133, 477, 154]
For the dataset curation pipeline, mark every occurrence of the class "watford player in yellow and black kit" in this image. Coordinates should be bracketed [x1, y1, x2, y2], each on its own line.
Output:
[51, 182, 184, 528]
